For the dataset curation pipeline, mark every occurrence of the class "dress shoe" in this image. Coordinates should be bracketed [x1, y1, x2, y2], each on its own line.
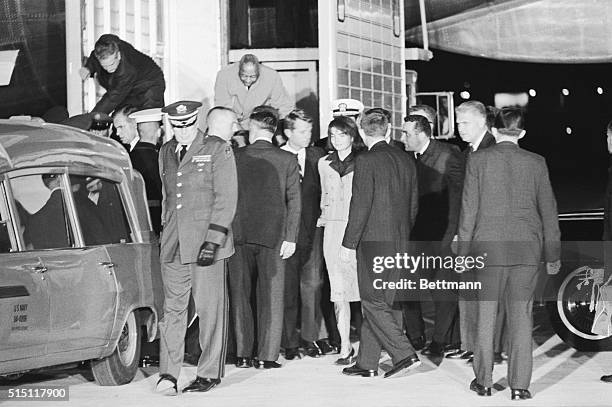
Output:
[461, 351, 474, 360]
[409, 335, 426, 351]
[254, 360, 282, 369]
[235, 356, 252, 368]
[284, 347, 301, 360]
[601, 374, 612, 383]
[421, 341, 445, 357]
[446, 349, 471, 359]
[384, 354, 421, 378]
[335, 348, 355, 365]
[510, 388, 532, 400]
[342, 364, 378, 377]
[303, 341, 323, 358]
[317, 338, 340, 355]
[182, 377, 221, 393]
[155, 373, 177, 396]
[469, 379, 491, 396]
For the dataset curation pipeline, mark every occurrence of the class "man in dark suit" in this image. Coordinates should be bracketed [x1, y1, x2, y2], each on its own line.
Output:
[447, 100, 497, 361]
[340, 110, 421, 378]
[402, 104, 441, 350]
[81, 34, 165, 114]
[280, 109, 329, 359]
[228, 106, 301, 369]
[155, 102, 238, 395]
[402, 114, 465, 358]
[458, 107, 560, 400]
[112, 106, 164, 235]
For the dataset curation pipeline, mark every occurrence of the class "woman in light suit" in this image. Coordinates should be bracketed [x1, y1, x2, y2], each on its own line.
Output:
[317, 116, 365, 364]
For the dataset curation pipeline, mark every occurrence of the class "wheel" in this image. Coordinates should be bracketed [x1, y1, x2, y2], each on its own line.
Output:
[91, 311, 141, 386]
[546, 266, 612, 351]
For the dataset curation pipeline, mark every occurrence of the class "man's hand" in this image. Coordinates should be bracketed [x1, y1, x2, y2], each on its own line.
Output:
[79, 67, 91, 81]
[197, 241, 219, 267]
[450, 234, 458, 254]
[279, 241, 296, 259]
[340, 246, 355, 263]
[546, 259, 561, 275]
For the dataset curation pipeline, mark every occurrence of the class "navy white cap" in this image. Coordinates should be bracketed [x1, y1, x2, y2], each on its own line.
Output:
[129, 108, 162, 123]
[331, 98, 364, 117]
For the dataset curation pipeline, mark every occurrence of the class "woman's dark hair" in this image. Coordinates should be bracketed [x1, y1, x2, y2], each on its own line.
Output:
[326, 116, 366, 152]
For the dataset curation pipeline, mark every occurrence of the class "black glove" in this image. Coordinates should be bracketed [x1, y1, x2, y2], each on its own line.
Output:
[197, 241, 219, 267]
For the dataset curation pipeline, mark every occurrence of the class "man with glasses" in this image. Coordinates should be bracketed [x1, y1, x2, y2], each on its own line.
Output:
[155, 101, 238, 395]
[214, 54, 293, 128]
[80, 34, 165, 115]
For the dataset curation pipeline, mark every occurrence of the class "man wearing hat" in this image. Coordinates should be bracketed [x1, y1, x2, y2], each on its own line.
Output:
[155, 101, 238, 395]
[112, 106, 163, 234]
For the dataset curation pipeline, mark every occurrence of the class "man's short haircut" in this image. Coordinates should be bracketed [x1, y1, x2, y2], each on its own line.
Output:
[239, 54, 260, 67]
[404, 115, 432, 138]
[456, 100, 487, 118]
[112, 105, 138, 119]
[494, 107, 524, 136]
[408, 104, 436, 125]
[284, 109, 313, 131]
[250, 105, 279, 133]
[364, 107, 391, 122]
[486, 105, 500, 130]
[94, 34, 120, 59]
[360, 110, 389, 138]
[207, 106, 235, 119]
[326, 116, 366, 152]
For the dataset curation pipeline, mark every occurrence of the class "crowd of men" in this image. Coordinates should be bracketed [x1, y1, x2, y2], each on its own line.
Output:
[70, 34, 574, 400]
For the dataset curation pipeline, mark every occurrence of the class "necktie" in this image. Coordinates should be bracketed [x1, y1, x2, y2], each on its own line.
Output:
[179, 145, 187, 161]
[295, 153, 303, 182]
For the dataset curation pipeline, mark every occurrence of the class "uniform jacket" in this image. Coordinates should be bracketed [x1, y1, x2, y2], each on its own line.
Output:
[411, 139, 465, 253]
[214, 63, 293, 124]
[85, 34, 165, 114]
[458, 141, 561, 265]
[159, 131, 237, 264]
[233, 140, 301, 248]
[130, 141, 162, 204]
[342, 140, 419, 249]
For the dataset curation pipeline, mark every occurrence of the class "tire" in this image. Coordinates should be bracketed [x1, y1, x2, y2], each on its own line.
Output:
[91, 311, 141, 386]
[546, 266, 612, 351]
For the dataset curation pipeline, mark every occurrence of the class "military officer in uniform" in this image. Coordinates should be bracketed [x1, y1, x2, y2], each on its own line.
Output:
[155, 101, 238, 395]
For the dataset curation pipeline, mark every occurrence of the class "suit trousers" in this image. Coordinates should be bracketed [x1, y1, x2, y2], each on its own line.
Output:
[282, 227, 326, 348]
[402, 266, 461, 345]
[159, 249, 228, 380]
[459, 268, 478, 352]
[228, 243, 285, 361]
[473, 265, 538, 389]
[355, 248, 416, 370]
